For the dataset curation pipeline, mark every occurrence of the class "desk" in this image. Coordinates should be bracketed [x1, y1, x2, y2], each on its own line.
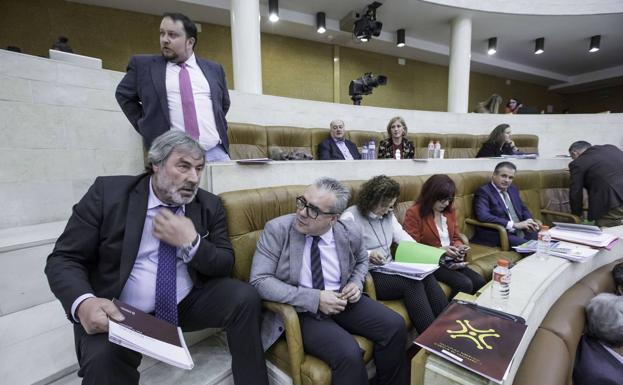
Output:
[417, 225, 623, 385]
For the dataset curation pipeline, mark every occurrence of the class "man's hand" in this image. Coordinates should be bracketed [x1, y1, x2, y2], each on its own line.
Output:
[369, 250, 386, 266]
[318, 291, 347, 315]
[339, 282, 362, 303]
[514, 219, 540, 232]
[153, 208, 197, 247]
[76, 297, 125, 334]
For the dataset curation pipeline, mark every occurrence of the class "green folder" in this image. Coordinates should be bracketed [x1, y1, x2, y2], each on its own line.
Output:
[395, 241, 445, 265]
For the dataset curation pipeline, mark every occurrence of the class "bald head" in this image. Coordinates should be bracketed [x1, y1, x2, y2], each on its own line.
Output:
[329, 120, 346, 140]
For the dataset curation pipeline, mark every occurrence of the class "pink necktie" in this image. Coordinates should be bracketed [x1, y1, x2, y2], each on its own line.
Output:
[178, 63, 200, 139]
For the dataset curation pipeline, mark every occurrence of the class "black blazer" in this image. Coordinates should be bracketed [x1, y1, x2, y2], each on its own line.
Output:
[317, 138, 361, 160]
[115, 55, 231, 150]
[476, 141, 516, 158]
[45, 174, 234, 322]
[569, 144, 623, 220]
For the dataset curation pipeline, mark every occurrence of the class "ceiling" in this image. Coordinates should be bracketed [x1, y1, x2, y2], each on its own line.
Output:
[69, 0, 623, 92]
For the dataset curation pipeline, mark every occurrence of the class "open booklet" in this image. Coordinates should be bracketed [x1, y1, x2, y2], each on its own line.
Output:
[415, 300, 527, 384]
[513, 239, 599, 262]
[370, 241, 443, 280]
[108, 299, 194, 370]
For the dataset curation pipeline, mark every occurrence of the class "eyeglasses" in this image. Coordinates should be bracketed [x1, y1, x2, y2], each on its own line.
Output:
[296, 196, 337, 219]
[440, 197, 455, 204]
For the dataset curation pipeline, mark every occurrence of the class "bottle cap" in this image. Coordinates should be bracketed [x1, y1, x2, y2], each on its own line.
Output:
[497, 258, 510, 267]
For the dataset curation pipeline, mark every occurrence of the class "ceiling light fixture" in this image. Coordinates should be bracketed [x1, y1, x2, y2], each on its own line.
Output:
[534, 37, 544, 55]
[316, 12, 326, 34]
[589, 35, 601, 53]
[396, 29, 405, 47]
[268, 0, 279, 23]
[487, 37, 497, 55]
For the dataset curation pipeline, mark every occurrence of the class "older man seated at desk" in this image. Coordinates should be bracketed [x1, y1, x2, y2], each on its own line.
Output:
[317, 119, 361, 160]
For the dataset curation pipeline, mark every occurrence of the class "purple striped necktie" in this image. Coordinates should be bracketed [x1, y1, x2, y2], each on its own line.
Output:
[154, 206, 179, 325]
[178, 63, 200, 140]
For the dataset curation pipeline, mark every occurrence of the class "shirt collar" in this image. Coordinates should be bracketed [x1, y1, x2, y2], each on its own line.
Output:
[167, 52, 197, 69]
[332, 137, 345, 143]
[148, 177, 185, 213]
[491, 182, 506, 194]
[308, 226, 334, 245]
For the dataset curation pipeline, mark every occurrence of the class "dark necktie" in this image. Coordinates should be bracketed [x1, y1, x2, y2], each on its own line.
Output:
[310, 236, 325, 290]
[154, 206, 179, 325]
[503, 191, 524, 238]
[178, 63, 200, 140]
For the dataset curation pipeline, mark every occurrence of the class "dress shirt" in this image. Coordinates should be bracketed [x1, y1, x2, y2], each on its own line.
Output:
[299, 227, 341, 291]
[71, 178, 200, 320]
[435, 214, 451, 247]
[491, 182, 516, 231]
[166, 53, 220, 151]
[602, 343, 623, 365]
[334, 138, 354, 160]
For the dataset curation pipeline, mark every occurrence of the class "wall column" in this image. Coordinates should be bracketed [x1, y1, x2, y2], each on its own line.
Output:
[230, 0, 262, 94]
[447, 16, 471, 113]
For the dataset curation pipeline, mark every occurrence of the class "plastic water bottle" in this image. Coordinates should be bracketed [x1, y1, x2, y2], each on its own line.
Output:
[427, 141, 435, 159]
[395, 149, 401, 159]
[491, 259, 511, 309]
[536, 225, 552, 259]
[368, 139, 376, 159]
[434, 141, 441, 158]
[361, 145, 368, 160]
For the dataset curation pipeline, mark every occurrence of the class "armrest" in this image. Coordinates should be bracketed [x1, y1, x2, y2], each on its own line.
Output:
[540, 209, 581, 224]
[364, 273, 377, 299]
[465, 218, 510, 251]
[262, 301, 304, 385]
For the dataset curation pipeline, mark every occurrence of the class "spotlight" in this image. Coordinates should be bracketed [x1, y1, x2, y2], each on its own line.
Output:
[487, 37, 497, 55]
[268, 0, 279, 22]
[589, 35, 600, 53]
[348, 72, 387, 105]
[353, 2, 383, 42]
[396, 29, 405, 47]
[316, 12, 326, 34]
[534, 37, 544, 55]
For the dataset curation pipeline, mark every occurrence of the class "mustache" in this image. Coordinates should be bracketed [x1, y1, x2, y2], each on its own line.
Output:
[180, 182, 198, 190]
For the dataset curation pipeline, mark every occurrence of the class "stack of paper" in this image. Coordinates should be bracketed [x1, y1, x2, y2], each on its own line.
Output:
[549, 226, 618, 248]
[547, 241, 599, 262]
[371, 241, 442, 280]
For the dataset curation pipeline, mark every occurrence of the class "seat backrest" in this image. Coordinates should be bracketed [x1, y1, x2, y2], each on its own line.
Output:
[310, 128, 330, 159]
[513, 170, 542, 222]
[347, 130, 385, 153]
[539, 170, 572, 213]
[227, 122, 268, 160]
[266, 126, 313, 160]
[513, 134, 539, 154]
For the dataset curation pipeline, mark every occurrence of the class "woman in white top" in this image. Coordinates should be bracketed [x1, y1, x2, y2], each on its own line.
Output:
[341, 175, 448, 334]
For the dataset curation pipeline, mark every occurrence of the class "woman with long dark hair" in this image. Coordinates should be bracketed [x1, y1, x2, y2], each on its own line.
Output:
[476, 123, 521, 158]
[341, 175, 448, 333]
[403, 174, 485, 298]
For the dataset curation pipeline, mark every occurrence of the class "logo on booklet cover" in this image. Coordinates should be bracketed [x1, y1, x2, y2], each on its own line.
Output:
[446, 320, 500, 350]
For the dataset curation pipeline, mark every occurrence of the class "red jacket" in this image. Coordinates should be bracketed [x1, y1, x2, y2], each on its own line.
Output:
[403, 203, 463, 247]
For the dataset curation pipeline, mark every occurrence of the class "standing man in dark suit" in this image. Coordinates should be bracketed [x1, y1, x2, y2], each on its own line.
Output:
[45, 131, 268, 385]
[569, 141, 623, 227]
[471, 161, 539, 247]
[250, 178, 407, 385]
[317, 119, 361, 160]
[116, 13, 231, 161]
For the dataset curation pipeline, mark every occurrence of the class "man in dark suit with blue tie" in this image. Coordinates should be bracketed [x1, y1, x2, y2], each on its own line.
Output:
[45, 131, 268, 385]
[317, 119, 361, 160]
[116, 13, 231, 161]
[471, 161, 539, 247]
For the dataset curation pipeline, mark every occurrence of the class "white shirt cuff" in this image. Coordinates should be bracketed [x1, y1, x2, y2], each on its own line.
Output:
[71, 293, 95, 322]
[180, 237, 201, 263]
[506, 220, 515, 231]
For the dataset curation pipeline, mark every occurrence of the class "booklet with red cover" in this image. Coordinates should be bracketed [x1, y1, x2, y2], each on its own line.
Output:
[415, 301, 527, 383]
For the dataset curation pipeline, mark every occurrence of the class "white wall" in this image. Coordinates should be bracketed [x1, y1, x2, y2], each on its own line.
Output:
[1, 49, 621, 229]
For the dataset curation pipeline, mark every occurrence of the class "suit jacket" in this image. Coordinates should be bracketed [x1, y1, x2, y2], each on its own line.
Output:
[377, 137, 415, 159]
[569, 144, 623, 220]
[45, 173, 234, 322]
[471, 183, 533, 246]
[317, 137, 361, 160]
[115, 54, 231, 150]
[249, 214, 368, 346]
[573, 335, 623, 385]
[403, 203, 463, 248]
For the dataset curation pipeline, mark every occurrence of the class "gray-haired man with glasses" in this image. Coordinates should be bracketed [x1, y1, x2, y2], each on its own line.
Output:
[250, 178, 408, 385]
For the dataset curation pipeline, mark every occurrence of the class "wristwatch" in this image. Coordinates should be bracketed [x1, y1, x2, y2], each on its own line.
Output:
[181, 233, 200, 262]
